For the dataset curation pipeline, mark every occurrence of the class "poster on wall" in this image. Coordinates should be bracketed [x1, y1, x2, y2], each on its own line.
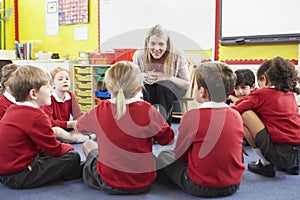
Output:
[46, 0, 59, 36]
[58, 0, 89, 25]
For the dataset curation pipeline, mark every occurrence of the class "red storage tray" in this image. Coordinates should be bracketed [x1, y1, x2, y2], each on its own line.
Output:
[114, 48, 137, 62]
[89, 52, 115, 64]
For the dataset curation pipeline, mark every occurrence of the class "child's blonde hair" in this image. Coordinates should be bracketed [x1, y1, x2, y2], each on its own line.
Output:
[104, 61, 144, 119]
[8, 65, 51, 102]
[50, 67, 70, 81]
[0, 64, 18, 94]
[195, 62, 236, 102]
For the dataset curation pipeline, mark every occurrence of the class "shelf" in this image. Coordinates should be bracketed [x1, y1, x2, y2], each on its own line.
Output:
[72, 64, 111, 111]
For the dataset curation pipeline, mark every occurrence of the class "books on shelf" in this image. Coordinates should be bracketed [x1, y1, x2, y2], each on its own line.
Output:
[14, 42, 32, 60]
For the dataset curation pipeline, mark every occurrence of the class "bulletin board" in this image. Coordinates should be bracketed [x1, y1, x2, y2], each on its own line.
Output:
[58, 0, 89, 25]
[98, 0, 216, 52]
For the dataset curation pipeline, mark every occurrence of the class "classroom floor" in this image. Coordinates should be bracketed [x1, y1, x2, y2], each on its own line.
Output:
[1, 123, 299, 200]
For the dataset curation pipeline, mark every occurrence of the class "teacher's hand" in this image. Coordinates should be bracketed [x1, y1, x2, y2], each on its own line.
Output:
[154, 72, 169, 82]
[144, 71, 169, 84]
[144, 71, 157, 85]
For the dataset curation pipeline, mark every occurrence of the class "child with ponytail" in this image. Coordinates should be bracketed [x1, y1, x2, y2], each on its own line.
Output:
[76, 61, 174, 195]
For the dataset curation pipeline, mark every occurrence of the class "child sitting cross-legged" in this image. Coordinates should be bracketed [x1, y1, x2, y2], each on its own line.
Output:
[156, 61, 245, 198]
[0, 65, 82, 189]
[76, 61, 174, 195]
[41, 67, 95, 143]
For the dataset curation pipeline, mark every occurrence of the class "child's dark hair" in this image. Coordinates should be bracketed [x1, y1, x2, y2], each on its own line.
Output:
[0, 60, 12, 70]
[257, 60, 272, 81]
[235, 69, 255, 87]
[264, 57, 299, 94]
[0, 60, 13, 83]
[195, 62, 236, 102]
[0, 64, 18, 94]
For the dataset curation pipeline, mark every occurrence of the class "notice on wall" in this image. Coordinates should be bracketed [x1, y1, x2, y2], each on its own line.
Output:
[46, 0, 59, 36]
[74, 27, 88, 40]
[59, 0, 89, 25]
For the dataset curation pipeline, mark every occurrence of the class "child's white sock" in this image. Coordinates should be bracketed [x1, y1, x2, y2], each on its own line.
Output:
[254, 148, 271, 166]
[88, 133, 96, 140]
[77, 133, 90, 143]
[76, 133, 96, 143]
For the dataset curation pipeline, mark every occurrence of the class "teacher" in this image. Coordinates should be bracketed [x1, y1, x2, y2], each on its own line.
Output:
[133, 24, 190, 125]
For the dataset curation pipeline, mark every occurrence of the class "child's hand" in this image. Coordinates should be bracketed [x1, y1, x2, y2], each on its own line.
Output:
[228, 95, 239, 102]
[227, 95, 239, 106]
[67, 120, 78, 132]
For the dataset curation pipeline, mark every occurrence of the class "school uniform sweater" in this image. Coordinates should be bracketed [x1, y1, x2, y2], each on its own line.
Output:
[77, 99, 174, 190]
[175, 102, 245, 188]
[0, 104, 74, 174]
[234, 88, 300, 144]
[0, 91, 16, 120]
[42, 91, 82, 128]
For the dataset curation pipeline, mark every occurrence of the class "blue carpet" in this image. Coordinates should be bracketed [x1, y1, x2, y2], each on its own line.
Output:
[1, 123, 299, 200]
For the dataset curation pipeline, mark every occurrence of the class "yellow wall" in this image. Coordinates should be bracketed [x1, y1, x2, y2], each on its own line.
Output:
[3, 0, 299, 62]
[16, 0, 99, 59]
[218, 43, 298, 61]
[184, 50, 212, 63]
[1, 0, 14, 50]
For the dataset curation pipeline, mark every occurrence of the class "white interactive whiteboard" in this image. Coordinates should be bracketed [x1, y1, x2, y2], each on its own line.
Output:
[220, 0, 300, 45]
[99, 0, 215, 51]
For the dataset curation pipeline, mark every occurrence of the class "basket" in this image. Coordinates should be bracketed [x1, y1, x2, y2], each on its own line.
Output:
[77, 82, 91, 89]
[74, 67, 91, 74]
[94, 75, 104, 82]
[80, 105, 92, 111]
[77, 97, 92, 104]
[95, 90, 111, 99]
[74, 89, 92, 97]
[114, 48, 137, 62]
[94, 67, 109, 75]
[75, 74, 91, 81]
[89, 52, 115, 64]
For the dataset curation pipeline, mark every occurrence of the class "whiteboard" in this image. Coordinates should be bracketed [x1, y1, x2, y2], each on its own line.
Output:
[99, 0, 215, 51]
[220, 0, 300, 45]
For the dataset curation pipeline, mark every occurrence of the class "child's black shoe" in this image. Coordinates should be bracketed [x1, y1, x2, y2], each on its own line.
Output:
[248, 160, 275, 177]
[286, 167, 299, 175]
[279, 166, 300, 175]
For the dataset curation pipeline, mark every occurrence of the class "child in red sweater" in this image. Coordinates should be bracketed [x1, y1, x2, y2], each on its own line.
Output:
[156, 62, 245, 198]
[227, 69, 257, 106]
[42, 67, 95, 143]
[0, 65, 82, 189]
[0, 64, 18, 120]
[234, 57, 300, 177]
[76, 61, 174, 194]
